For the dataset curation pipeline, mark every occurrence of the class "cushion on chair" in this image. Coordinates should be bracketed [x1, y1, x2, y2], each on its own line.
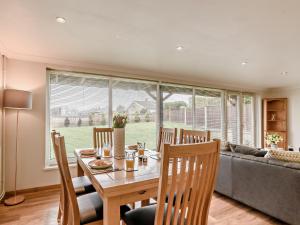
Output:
[73, 176, 96, 195]
[78, 192, 131, 225]
[123, 203, 173, 225]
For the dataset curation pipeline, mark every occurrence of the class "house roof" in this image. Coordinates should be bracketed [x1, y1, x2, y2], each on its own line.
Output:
[133, 100, 156, 110]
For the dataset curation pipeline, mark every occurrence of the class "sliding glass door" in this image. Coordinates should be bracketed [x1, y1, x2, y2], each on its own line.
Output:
[160, 85, 193, 129]
[112, 79, 158, 150]
[195, 89, 223, 139]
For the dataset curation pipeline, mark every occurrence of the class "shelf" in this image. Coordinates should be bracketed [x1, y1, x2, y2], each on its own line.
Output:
[263, 98, 288, 150]
[267, 109, 285, 112]
[264, 130, 287, 132]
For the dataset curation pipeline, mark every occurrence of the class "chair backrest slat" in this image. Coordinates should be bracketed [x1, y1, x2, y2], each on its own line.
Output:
[154, 140, 220, 225]
[157, 127, 177, 152]
[93, 127, 114, 149]
[53, 133, 81, 225]
[179, 129, 210, 144]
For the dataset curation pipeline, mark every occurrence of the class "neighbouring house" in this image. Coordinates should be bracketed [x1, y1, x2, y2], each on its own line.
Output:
[126, 99, 156, 115]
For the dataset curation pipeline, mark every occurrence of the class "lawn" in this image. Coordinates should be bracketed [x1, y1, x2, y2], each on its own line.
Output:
[51, 121, 192, 158]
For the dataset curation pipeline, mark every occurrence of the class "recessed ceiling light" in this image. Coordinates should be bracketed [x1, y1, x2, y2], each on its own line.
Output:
[281, 71, 288, 76]
[176, 46, 184, 51]
[241, 61, 248, 66]
[56, 17, 66, 23]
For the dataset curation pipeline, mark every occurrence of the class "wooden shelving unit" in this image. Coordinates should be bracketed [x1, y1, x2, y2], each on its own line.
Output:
[262, 98, 288, 149]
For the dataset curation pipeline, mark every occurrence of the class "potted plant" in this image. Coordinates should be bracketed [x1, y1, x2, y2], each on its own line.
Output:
[112, 113, 128, 158]
[265, 133, 283, 149]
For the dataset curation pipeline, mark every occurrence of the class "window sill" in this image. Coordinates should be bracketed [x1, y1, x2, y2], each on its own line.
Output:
[44, 163, 77, 171]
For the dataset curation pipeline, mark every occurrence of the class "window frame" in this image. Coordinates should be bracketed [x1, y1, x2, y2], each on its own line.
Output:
[225, 91, 256, 146]
[45, 70, 256, 167]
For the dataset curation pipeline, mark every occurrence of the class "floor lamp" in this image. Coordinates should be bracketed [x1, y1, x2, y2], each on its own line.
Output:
[3, 89, 32, 206]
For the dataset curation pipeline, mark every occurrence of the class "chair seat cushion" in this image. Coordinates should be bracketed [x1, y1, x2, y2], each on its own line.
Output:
[78, 192, 130, 225]
[124, 203, 173, 225]
[72, 176, 95, 195]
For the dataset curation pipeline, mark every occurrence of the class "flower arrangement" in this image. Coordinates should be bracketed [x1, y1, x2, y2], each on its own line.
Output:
[265, 133, 283, 145]
[112, 113, 128, 128]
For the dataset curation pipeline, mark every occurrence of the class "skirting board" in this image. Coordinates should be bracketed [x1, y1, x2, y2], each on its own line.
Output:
[2, 184, 60, 201]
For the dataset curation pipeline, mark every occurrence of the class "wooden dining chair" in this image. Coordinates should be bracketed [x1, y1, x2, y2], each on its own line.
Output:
[93, 127, 114, 149]
[53, 133, 130, 225]
[123, 140, 221, 225]
[51, 130, 96, 224]
[179, 129, 211, 144]
[157, 127, 177, 152]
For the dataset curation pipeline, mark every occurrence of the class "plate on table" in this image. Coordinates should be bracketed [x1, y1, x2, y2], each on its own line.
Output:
[80, 149, 97, 156]
[88, 160, 113, 170]
[127, 144, 138, 150]
[149, 150, 161, 160]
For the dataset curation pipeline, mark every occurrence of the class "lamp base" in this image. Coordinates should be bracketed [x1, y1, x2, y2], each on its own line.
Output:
[4, 195, 25, 206]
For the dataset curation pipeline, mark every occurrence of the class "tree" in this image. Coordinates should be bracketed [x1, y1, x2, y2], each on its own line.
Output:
[77, 118, 82, 127]
[134, 111, 141, 122]
[64, 117, 70, 127]
[100, 115, 106, 125]
[145, 112, 151, 122]
[88, 114, 94, 126]
[244, 96, 252, 104]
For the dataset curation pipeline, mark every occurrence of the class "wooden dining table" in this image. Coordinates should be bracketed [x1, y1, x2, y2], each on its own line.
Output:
[74, 149, 162, 225]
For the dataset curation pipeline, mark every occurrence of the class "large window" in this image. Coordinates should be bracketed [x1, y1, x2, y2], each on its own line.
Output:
[47, 70, 256, 165]
[48, 72, 109, 159]
[161, 85, 193, 129]
[242, 95, 255, 146]
[195, 89, 223, 139]
[227, 93, 241, 144]
[112, 79, 158, 150]
[226, 93, 255, 145]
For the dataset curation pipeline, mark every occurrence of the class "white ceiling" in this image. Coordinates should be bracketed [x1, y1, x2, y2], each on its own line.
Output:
[1, 0, 300, 90]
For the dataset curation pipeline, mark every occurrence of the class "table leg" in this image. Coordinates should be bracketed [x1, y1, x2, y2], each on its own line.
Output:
[103, 196, 120, 225]
[77, 161, 84, 177]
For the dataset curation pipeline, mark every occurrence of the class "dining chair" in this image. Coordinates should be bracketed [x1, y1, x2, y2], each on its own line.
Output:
[51, 130, 96, 224]
[157, 127, 177, 152]
[123, 140, 221, 225]
[93, 127, 114, 149]
[179, 129, 211, 144]
[53, 132, 130, 225]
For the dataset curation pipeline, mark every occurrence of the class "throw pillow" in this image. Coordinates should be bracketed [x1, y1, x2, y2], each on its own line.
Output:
[265, 149, 300, 163]
[229, 143, 237, 152]
[221, 141, 231, 151]
[232, 144, 267, 157]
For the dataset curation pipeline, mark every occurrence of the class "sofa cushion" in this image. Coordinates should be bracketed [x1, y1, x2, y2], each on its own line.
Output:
[265, 149, 300, 163]
[221, 141, 231, 151]
[228, 143, 237, 152]
[231, 144, 267, 157]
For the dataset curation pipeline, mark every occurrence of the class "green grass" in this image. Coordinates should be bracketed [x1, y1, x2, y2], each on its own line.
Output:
[51, 121, 192, 158]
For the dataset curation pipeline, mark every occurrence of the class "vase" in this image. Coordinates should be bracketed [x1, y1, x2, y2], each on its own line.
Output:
[271, 143, 278, 149]
[113, 128, 125, 158]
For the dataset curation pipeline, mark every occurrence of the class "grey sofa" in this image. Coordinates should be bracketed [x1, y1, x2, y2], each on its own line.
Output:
[215, 150, 300, 225]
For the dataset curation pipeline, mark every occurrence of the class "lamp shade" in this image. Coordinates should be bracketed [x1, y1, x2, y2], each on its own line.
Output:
[3, 89, 32, 110]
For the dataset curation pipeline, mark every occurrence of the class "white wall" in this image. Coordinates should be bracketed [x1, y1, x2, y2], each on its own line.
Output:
[4, 59, 64, 191]
[264, 88, 300, 150]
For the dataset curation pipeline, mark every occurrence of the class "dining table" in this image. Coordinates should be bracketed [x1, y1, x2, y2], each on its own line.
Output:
[74, 148, 162, 225]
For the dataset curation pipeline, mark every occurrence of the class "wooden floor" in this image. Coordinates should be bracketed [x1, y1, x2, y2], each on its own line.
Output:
[0, 189, 286, 225]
